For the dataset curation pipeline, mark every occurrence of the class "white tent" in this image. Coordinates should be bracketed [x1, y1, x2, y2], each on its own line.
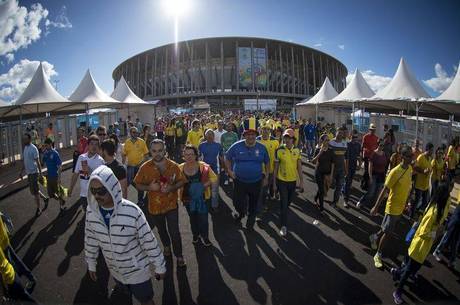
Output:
[332, 69, 375, 101]
[431, 62, 460, 118]
[1, 62, 78, 118]
[296, 77, 338, 106]
[111, 76, 147, 105]
[69, 69, 119, 108]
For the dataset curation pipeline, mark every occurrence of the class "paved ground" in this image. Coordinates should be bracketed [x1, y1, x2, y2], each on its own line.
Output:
[1, 157, 459, 305]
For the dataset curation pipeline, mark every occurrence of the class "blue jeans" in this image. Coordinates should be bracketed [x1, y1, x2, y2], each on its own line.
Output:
[342, 166, 357, 202]
[359, 173, 384, 207]
[277, 179, 296, 227]
[127, 165, 144, 205]
[186, 204, 209, 239]
[435, 205, 460, 264]
[305, 139, 315, 159]
[411, 188, 429, 217]
[332, 170, 345, 204]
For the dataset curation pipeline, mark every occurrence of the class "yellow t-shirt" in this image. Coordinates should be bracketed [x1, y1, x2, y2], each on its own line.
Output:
[293, 128, 300, 146]
[186, 130, 203, 148]
[165, 126, 175, 137]
[275, 145, 301, 182]
[431, 158, 444, 182]
[204, 123, 216, 133]
[447, 145, 458, 170]
[282, 119, 290, 128]
[0, 218, 14, 285]
[415, 154, 431, 191]
[123, 138, 148, 166]
[384, 164, 413, 215]
[258, 137, 280, 174]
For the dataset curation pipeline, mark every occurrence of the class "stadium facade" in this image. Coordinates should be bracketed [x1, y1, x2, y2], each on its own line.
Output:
[112, 37, 347, 111]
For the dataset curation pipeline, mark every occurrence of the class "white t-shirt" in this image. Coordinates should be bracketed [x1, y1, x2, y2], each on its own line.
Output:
[23, 144, 39, 175]
[75, 152, 105, 197]
[214, 129, 226, 144]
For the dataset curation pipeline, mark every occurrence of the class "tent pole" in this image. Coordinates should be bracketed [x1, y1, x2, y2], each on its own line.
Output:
[415, 102, 420, 141]
[351, 102, 355, 132]
[85, 104, 89, 132]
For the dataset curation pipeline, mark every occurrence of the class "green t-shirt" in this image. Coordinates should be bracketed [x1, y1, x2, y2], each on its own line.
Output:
[221, 131, 239, 152]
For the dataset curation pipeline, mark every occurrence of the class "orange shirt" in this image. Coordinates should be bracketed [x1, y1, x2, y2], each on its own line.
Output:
[134, 158, 186, 215]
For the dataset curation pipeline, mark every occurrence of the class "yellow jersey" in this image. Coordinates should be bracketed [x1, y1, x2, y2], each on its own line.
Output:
[123, 138, 148, 166]
[275, 144, 301, 182]
[385, 164, 413, 215]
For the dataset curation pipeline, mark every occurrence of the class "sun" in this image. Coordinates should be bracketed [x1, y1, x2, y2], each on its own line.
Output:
[162, 0, 192, 18]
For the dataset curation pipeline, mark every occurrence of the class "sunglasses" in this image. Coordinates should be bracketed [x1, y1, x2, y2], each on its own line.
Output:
[90, 186, 108, 196]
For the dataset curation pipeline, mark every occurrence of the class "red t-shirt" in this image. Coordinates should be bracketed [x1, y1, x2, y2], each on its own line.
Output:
[362, 133, 379, 158]
[77, 137, 88, 154]
[370, 151, 387, 174]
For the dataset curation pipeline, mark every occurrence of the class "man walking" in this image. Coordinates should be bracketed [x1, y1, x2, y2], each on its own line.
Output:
[134, 139, 187, 267]
[273, 129, 304, 237]
[100, 139, 128, 199]
[123, 127, 149, 206]
[85, 165, 166, 305]
[303, 119, 316, 160]
[69, 135, 105, 210]
[361, 124, 379, 190]
[42, 138, 65, 213]
[329, 128, 348, 208]
[343, 132, 361, 206]
[19, 133, 49, 216]
[198, 130, 223, 212]
[370, 147, 413, 269]
[225, 129, 269, 231]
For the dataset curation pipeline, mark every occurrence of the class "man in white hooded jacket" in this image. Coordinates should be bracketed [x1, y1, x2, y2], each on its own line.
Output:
[84, 165, 165, 305]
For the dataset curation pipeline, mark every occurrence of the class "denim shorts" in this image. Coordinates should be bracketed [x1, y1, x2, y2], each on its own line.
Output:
[381, 213, 401, 234]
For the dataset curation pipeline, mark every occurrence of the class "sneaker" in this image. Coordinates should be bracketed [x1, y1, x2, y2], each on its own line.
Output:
[374, 253, 383, 269]
[192, 236, 200, 244]
[390, 268, 400, 282]
[432, 250, 442, 262]
[280, 226, 287, 237]
[356, 201, 362, 209]
[343, 201, 349, 209]
[369, 234, 378, 250]
[25, 280, 36, 294]
[392, 291, 403, 305]
[224, 180, 229, 186]
[202, 238, 212, 247]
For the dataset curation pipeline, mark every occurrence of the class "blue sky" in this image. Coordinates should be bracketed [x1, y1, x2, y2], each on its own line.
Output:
[1, 0, 459, 102]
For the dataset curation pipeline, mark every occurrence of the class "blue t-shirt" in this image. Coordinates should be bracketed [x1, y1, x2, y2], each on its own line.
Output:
[42, 148, 62, 178]
[199, 142, 223, 173]
[303, 124, 316, 141]
[226, 140, 269, 183]
[99, 206, 114, 228]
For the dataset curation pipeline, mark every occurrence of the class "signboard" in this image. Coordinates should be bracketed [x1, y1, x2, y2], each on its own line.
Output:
[238, 47, 252, 88]
[244, 99, 277, 111]
[253, 48, 267, 88]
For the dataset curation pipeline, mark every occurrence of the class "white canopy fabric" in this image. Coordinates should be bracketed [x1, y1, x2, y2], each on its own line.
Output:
[373, 58, 430, 100]
[111, 76, 147, 105]
[1, 62, 79, 117]
[332, 69, 374, 101]
[436, 63, 460, 102]
[69, 69, 119, 108]
[296, 77, 338, 106]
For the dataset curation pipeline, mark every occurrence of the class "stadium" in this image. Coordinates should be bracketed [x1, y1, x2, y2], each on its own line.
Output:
[112, 37, 347, 111]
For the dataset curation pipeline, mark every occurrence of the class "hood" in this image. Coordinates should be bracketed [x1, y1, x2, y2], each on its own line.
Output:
[87, 165, 123, 214]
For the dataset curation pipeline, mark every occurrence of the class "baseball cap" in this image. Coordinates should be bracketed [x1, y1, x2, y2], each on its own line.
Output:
[283, 128, 295, 138]
[369, 123, 377, 130]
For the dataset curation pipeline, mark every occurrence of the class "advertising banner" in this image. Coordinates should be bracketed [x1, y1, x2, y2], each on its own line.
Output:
[253, 48, 267, 88]
[238, 47, 252, 88]
[243, 99, 277, 111]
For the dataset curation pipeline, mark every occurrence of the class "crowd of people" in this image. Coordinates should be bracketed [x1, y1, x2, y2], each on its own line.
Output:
[2, 110, 460, 305]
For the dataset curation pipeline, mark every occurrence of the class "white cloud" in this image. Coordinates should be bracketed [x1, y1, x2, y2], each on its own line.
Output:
[347, 69, 392, 93]
[45, 5, 72, 34]
[0, 1, 49, 57]
[0, 59, 57, 102]
[338, 44, 345, 50]
[314, 43, 322, 47]
[5, 53, 14, 63]
[423, 63, 456, 93]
